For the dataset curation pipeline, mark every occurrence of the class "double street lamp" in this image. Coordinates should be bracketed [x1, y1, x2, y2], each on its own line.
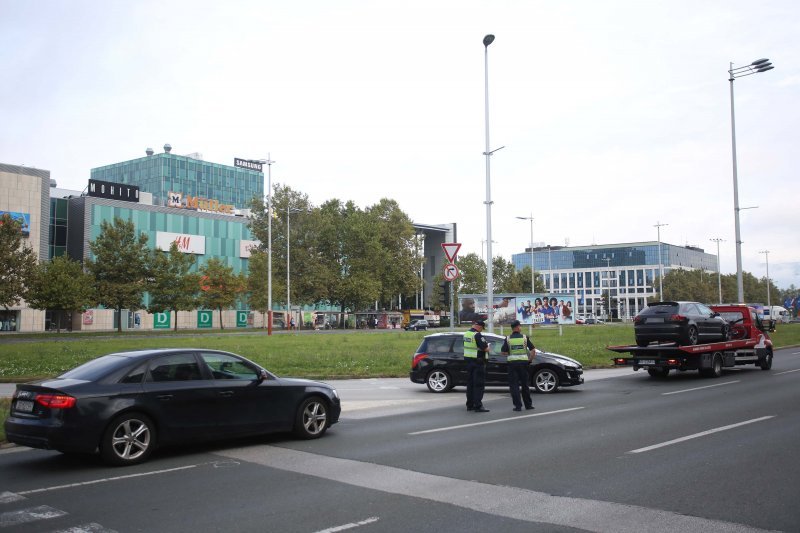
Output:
[654, 222, 668, 300]
[483, 33, 499, 330]
[759, 249, 771, 310]
[710, 237, 725, 304]
[257, 156, 275, 335]
[729, 58, 774, 303]
[286, 206, 303, 331]
[516, 215, 535, 293]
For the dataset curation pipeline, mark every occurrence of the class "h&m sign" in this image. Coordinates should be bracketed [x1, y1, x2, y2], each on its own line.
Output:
[156, 231, 206, 255]
[88, 179, 140, 202]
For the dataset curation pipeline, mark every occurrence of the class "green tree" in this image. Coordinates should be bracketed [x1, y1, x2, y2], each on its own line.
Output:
[493, 256, 520, 293]
[246, 249, 270, 327]
[457, 253, 486, 294]
[198, 258, 244, 329]
[0, 213, 38, 311]
[26, 255, 95, 332]
[147, 243, 200, 331]
[87, 217, 151, 332]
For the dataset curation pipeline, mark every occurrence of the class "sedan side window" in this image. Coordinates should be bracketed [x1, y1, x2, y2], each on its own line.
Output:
[200, 352, 259, 380]
[149, 353, 204, 382]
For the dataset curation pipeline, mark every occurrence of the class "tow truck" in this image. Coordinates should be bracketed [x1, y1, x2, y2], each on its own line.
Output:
[609, 304, 774, 378]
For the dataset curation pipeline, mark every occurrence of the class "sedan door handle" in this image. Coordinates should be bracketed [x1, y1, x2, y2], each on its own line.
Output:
[157, 394, 173, 401]
[218, 391, 234, 397]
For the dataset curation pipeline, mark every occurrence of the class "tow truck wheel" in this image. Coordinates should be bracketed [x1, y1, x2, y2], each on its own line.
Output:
[701, 353, 723, 378]
[760, 350, 773, 370]
[647, 368, 669, 378]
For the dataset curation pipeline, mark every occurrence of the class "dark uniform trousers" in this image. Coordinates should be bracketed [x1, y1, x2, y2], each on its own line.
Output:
[465, 358, 486, 409]
[508, 361, 532, 409]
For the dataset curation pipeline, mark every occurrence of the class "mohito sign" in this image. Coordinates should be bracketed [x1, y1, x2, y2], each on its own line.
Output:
[156, 231, 206, 255]
[168, 192, 234, 215]
[88, 179, 140, 203]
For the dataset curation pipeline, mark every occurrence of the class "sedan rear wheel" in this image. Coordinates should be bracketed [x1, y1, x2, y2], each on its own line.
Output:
[532, 368, 559, 393]
[294, 397, 329, 439]
[101, 413, 155, 466]
[426, 369, 453, 393]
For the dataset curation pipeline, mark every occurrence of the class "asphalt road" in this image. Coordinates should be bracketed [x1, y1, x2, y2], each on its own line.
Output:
[2, 351, 799, 532]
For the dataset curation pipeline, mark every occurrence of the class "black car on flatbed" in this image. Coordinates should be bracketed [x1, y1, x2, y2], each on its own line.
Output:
[410, 332, 584, 394]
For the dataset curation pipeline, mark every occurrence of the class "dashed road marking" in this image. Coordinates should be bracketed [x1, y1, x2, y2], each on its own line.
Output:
[49, 523, 118, 533]
[314, 516, 380, 532]
[17, 465, 198, 496]
[661, 380, 740, 395]
[628, 416, 775, 454]
[408, 407, 585, 435]
[774, 368, 800, 375]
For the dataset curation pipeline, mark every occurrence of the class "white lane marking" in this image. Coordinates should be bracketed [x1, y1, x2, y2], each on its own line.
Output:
[17, 465, 197, 495]
[218, 445, 773, 533]
[0, 492, 24, 504]
[628, 416, 774, 454]
[774, 368, 800, 375]
[50, 523, 118, 533]
[0, 506, 67, 528]
[790, 352, 800, 355]
[409, 407, 585, 435]
[661, 380, 740, 395]
[314, 517, 380, 532]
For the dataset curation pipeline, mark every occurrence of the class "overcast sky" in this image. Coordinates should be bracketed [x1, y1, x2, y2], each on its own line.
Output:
[2, 1, 798, 290]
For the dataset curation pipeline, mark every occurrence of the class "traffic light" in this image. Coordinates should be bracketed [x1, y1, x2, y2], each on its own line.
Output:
[439, 281, 451, 305]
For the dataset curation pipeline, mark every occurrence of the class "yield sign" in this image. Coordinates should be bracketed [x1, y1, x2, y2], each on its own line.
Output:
[441, 242, 462, 263]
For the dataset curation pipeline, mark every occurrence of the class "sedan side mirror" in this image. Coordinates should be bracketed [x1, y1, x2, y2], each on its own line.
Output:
[257, 369, 269, 383]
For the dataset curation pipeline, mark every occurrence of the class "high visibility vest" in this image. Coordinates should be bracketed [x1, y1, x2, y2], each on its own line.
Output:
[507, 334, 530, 362]
[463, 330, 478, 358]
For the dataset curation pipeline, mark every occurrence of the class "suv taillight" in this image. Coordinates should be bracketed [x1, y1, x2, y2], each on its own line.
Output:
[412, 353, 428, 369]
[633, 316, 642, 324]
[669, 314, 686, 322]
[35, 394, 76, 409]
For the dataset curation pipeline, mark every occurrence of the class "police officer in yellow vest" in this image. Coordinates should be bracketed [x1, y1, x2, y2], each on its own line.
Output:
[501, 319, 535, 411]
[464, 319, 491, 412]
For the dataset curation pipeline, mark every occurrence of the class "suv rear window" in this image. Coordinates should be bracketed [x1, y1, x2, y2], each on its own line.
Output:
[639, 303, 678, 316]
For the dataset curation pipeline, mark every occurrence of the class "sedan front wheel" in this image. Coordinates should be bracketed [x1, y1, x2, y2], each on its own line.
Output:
[294, 397, 329, 439]
[426, 369, 453, 393]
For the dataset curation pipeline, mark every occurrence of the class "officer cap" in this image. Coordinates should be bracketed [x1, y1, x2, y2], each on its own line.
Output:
[510, 320, 521, 328]
[473, 319, 486, 327]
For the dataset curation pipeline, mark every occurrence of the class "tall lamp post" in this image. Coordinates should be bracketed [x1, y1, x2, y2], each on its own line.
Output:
[482, 33, 499, 330]
[710, 237, 725, 304]
[546, 245, 552, 293]
[759, 249, 771, 310]
[729, 58, 774, 303]
[654, 222, 668, 300]
[516, 215, 535, 293]
[287, 206, 303, 331]
[258, 156, 275, 334]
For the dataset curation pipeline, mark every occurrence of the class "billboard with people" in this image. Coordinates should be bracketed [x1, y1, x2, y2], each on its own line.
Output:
[458, 294, 576, 326]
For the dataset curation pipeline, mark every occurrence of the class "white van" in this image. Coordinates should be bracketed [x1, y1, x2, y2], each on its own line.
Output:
[764, 306, 790, 324]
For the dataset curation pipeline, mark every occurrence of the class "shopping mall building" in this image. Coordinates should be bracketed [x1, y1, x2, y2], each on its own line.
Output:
[1, 149, 457, 332]
[511, 242, 718, 319]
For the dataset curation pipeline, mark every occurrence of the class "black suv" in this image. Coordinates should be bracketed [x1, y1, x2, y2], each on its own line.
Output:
[405, 319, 429, 331]
[409, 332, 584, 394]
[633, 301, 729, 346]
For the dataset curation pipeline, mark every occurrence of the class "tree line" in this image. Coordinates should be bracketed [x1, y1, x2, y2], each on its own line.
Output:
[0, 187, 421, 332]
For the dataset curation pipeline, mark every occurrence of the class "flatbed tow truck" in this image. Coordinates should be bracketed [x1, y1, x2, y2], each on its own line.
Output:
[609, 304, 774, 378]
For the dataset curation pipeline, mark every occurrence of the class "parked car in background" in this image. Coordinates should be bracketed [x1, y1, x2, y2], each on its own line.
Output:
[405, 319, 429, 331]
[409, 332, 584, 394]
[633, 301, 729, 347]
[4, 349, 341, 465]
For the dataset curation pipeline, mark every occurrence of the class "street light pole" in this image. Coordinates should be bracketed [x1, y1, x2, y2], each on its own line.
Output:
[654, 222, 668, 300]
[257, 156, 275, 335]
[516, 215, 535, 293]
[287, 206, 302, 332]
[729, 58, 774, 303]
[483, 33, 496, 331]
[547, 245, 552, 293]
[710, 237, 725, 304]
[760, 249, 771, 309]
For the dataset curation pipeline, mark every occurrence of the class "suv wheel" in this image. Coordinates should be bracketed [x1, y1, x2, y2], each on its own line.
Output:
[426, 369, 453, 393]
[682, 325, 699, 346]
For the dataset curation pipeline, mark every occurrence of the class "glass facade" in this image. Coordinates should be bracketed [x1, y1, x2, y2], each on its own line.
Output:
[49, 197, 68, 258]
[90, 153, 264, 210]
[88, 203, 254, 275]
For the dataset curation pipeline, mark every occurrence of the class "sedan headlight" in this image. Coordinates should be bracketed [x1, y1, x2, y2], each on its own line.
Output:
[331, 388, 339, 399]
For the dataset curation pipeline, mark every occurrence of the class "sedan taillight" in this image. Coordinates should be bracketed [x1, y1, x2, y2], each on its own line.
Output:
[412, 353, 428, 369]
[35, 394, 76, 409]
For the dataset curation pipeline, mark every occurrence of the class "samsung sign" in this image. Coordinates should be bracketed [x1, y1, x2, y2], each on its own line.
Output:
[233, 158, 263, 172]
[88, 179, 140, 202]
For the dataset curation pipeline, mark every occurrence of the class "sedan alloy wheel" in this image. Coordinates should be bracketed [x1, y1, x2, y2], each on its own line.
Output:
[295, 397, 329, 439]
[426, 370, 452, 392]
[533, 368, 560, 393]
[101, 413, 155, 466]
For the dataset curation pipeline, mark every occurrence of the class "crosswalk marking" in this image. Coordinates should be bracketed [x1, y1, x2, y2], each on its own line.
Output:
[0, 505, 67, 528]
[49, 523, 118, 533]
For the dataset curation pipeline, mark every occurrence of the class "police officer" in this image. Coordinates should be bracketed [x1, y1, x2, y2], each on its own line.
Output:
[464, 319, 491, 412]
[501, 319, 534, 411]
